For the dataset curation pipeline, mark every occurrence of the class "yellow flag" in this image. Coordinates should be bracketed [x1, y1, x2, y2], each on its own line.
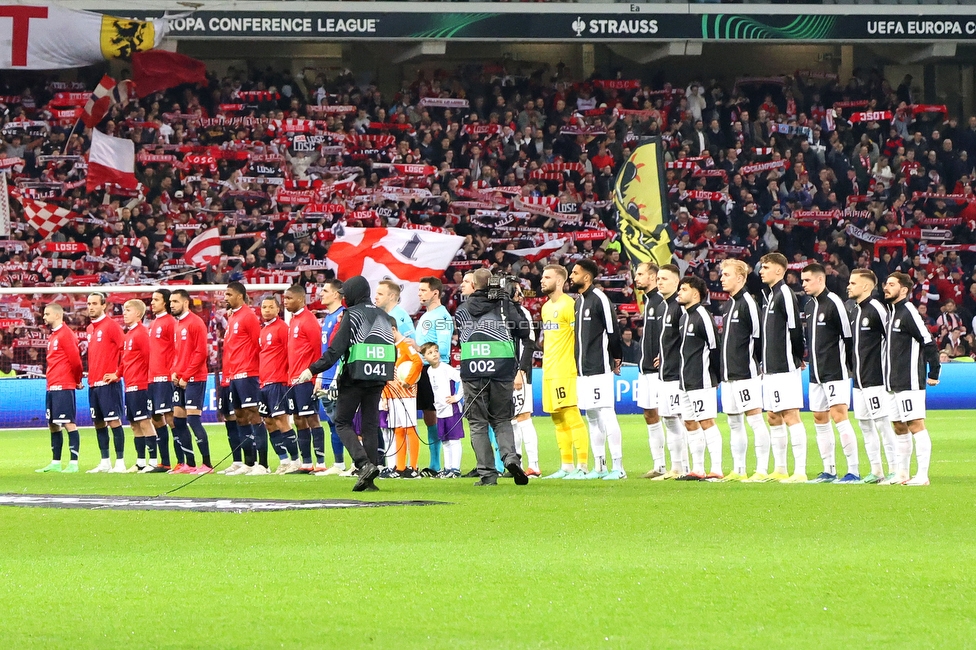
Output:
[613, 138, 673, 268]
[100, 15, 156, 60]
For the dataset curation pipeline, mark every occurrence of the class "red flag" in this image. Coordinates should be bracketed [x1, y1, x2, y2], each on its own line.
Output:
[131, 50, 208, 98]
[82, 75, 133, 129]
[16, 197, 79, 239]
[87, 130, 138, 192]
[184, 227, 221, 268]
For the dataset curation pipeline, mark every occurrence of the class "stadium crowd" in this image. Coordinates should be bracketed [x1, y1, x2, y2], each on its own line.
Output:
[3, 62, 976, 376]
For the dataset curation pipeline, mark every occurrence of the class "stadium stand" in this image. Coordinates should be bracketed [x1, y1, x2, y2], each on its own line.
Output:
[2, 61, 976, 378]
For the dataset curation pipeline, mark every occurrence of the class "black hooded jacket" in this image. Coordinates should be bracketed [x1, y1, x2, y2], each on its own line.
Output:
[309, 276, 395, 387]
[455, 289, 530, 381]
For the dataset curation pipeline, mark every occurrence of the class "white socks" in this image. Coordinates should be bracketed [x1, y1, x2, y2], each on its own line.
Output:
[443, 439, 462, 471]
[598, 408, 624, 472]
[702, 424, 723, 475]
[585, 410, 606, 472]
[815, 422, 836, 475]
[728, 413, 747, 476]
[912, 429, 931, 481]
[664, 417, 686, 473]
[647, 421, 666, 471]
[894, 433, 913, 480]
[858, 418, 884, 476]
[876, 417, 897, 474]
[788, 422, 807, 475]
[519, 419, 539, 471]
[770, 424, 788, 472]
[687, 426, 706, 475]
[747, 413, 770, 475]
[382, 428, 396, 468]
[835, 419, 859, 477]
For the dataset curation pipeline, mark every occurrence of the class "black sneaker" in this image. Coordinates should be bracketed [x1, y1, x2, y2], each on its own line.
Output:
[419, 467, 438, 478]
[378, 467, 399, 479]
[147, 465, 171, 474]
[400, 468, 420, 479]
[505, 462, 529, 486]
[353, 463, 380, 492]
[363, 483, 379, 492]
[473, 478, 497, 486]
[462, 468, 480, 478]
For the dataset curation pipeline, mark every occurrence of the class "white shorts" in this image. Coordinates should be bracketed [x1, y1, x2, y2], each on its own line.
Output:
[680, 388, 718, 422]
[512, 381, 532, 416]
[658, 380, 682, 418]
[720, 378, 762, 415]
[852, 386, 888, 420]
[762, 370, 804, 412]
[636, 373, 660, 411]
[809, 380, 851, 413]
[577, 373, 614, 410]
[890, 390, 926, 423]
[385, 395, 418, 429]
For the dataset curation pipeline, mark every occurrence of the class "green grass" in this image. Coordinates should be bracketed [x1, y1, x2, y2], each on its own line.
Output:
[1, 412, 975, 648]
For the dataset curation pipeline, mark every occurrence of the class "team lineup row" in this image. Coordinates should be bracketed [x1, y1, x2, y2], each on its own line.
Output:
[33, 256, 938, 486]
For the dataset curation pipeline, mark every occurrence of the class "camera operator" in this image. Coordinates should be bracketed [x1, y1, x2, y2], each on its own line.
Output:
[455, 268, 531, 487]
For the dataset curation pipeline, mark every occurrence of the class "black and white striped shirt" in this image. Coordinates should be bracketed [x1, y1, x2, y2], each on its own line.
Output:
[658, 293, 683, 383]
[639, 289, 664, 375]
[761, 280, 805, 375]
[719, 288, 761, 382]
[574, 286, 621, 377]
[679, 304, 719, 391]
[884, 298, 941, 392]
[804, 289, 853, 384]
[850, 297, 887, 389]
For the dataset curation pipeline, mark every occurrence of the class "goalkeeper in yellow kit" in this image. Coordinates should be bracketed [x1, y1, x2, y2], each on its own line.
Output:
[539, 264, 590, 479]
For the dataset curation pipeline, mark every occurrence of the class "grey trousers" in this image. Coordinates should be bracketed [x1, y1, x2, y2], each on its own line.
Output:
[463, 378, 518, 479]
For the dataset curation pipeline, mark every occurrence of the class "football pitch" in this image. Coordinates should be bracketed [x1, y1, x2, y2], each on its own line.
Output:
[1, 412, 974, 648]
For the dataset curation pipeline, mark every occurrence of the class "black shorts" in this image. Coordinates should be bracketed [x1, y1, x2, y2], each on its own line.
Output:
[125, 388, 152, 422]
[46, 389, 76, 425]
[417, 366, 435, 411]
[217, 385, 234, 418]
[230, 376, 260, 411]
[173, 380, 207, 411]
[89, 383, 124, 422]
[287, 381, 317, 417]
[260, 382, 288, 418]
[149, 381, 175, 414]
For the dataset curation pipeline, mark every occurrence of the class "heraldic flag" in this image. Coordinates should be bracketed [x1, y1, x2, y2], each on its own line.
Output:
[326, 228, 464, 315]
[612, 137, 673, 268]
[0, 4, 173, 69]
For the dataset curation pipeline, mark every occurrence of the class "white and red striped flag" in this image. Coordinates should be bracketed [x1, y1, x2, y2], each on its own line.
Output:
[184, 227, 221, 268]
[18, 197, 79, 239]
[82, 75, 133, 129]
[87, 130, 138, 192]
[326, 227, 463, 314]
[503, 238, 569, 263]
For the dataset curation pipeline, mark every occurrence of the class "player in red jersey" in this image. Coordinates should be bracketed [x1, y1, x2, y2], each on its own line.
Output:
[283, 284, 326, 473]
[85, 292, 127, 473]
[170, 289, 212, 474]
[36, 303, 83, 473]
[222, 282, 268, 474]
[104, 299, 156, 472]
[147, 289, 178, 472]
[258, 295, 299, 473]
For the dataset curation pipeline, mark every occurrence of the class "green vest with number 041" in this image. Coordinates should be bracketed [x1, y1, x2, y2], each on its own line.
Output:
[347, 332, 396, 382]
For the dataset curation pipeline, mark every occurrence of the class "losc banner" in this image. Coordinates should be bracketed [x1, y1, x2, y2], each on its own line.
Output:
[529, 364, 976, 417]
[109, 9, 976, 42]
